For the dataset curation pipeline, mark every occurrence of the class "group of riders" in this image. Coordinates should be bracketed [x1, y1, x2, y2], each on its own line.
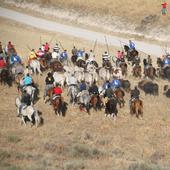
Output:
[0, 39, 170, 117]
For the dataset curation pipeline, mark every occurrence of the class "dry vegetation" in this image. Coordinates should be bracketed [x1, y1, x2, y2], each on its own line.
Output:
[13, 0, 167, 23]
[0, 14, 170, 170]
[2, 0, 170, 43]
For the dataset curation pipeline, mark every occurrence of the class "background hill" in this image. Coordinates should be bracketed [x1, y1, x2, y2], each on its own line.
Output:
[1, 0, 170, 44]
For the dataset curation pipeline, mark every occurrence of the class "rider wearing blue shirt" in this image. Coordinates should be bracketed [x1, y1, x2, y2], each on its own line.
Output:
[111, 79, 121, 89]
[129, 40, 135, 50]
[103, 80, 111, 90]
[60, 49, 68, 61]
[23, 74, 33, 86]
[11, 54, 21, 65]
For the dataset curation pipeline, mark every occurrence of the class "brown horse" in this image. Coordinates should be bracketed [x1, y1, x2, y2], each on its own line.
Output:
[39, 58, 48, 70]
[120, 62, 128, 76]
[133, 65, 142, 78]
[144, 66, 157, 79]
[51, 96, 68, 116]
[50, 60, 64, 72]
[114, 88, 125, 108]
[130, 99, 143, 118]
[90, 94, 103, 111]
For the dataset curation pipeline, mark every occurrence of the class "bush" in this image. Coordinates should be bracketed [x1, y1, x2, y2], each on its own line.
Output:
[64, 160, 85, 170]
[69, 144, 103, 159]
[7, 135, 21, 143]
[128, 162, 170, 170]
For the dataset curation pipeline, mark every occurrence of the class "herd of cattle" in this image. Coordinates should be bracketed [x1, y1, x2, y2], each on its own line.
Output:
[0, 42, 170, 127]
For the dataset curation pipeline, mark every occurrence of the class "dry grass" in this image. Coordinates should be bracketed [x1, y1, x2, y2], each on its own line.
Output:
[9, 0, 170, 23]
[0, 17, 170, 170]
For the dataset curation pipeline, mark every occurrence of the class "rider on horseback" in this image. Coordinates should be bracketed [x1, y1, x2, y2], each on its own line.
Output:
[44, 72, 55, 99]
[0, 56, 7, 69]
[10, 54, 22, 65]
[52, 43, 60, 61]
[19, 89, 31, 115]
[36, 48, 44, 59]
[28, 49, 37, 64]
[129, 86, 140, 108]
[89, 81, 99, 95]
[52, 83, 63, 100]
[129, 40, 135, 51]
[71, 46, 78, 56]
[68, 74, 78, 87]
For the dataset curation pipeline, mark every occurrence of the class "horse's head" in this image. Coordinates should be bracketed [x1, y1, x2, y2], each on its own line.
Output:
[124, 45, 129, 52]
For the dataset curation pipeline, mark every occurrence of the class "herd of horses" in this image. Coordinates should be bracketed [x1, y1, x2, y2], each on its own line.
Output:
[0, 44, 170, 127]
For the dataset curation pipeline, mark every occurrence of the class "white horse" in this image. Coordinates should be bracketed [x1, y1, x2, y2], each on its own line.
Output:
[67, 85, 79, 105]
[15, 97, 40, 127]
[29, 60, 42, 75]
[77, 90, 91, 114]
[53, 72, 65, 87]
[98, 67, 111, 81]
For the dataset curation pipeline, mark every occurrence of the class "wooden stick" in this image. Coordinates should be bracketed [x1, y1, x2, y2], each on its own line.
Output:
[59, 41, 65, 51]
[104, 36, 109, 54]
[26, 45, 31, 51]
[93, 39, 97, 52]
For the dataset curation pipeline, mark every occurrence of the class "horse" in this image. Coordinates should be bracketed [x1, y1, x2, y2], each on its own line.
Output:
[102, 60, 112, 70]
[120, 79, 131, 92]
[29, 60, 42, 75]
[163, 66, 170, 80]
[90, 94, 103, 111]
[51, 96, 68, 116]
[53, 72, 66, 88]
[77, 90, 91, 114]
[130, 99, 143, 118]
[10, 63, 24, 84]
[98, 67, 111, 81]
[15, 97, 41, 127]
[76, 59, 86, 68]
[0, 68, 13, 87]
[67, 85, 79, 105]
[105, 97, 118, 118]
[133, 64, 142, 78]
[119, 62, 128, 76]
[144, 66, 157, 79]
[114, 88, 125, 108]
[124, 45, 138, 62]
[71, 55, 78, 65]
[50, 60, 64, 72]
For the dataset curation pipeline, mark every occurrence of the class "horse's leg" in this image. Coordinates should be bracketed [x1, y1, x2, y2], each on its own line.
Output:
[21, 116, 26, 126]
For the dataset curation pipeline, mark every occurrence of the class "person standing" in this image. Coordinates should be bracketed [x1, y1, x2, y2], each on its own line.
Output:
[161, 1, 168, 15]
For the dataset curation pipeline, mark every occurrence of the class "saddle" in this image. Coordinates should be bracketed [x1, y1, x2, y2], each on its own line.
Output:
[52, 95, 61, 100]
[19, 104, 27, 114]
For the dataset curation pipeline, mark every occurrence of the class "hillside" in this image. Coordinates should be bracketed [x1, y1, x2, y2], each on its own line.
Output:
[1, 0, 170, 44]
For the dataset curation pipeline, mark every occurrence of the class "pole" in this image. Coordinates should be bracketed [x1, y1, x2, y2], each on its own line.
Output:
[40, 36, 42, 47]
[104, 36, 110, 54]
[26, 45, 31, 51]
[59, 41, 65, 51]
[93, 39, 97, 53]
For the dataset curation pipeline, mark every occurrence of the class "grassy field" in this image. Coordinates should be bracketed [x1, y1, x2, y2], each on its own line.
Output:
[0, 17, 170, 170]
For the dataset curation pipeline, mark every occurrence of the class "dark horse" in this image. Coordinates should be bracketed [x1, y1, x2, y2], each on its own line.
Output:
[105, 97, 118, 118]
[0, 68, 13, 87]
[51, 96, 68, 117]
[90, 94, 103, 111]
[130, 99, 143, 118]
[76, 59, 86, 68]
[124, 45, 139, 62]
[144, 66, 157, 79]
[50, 60, 64, 72]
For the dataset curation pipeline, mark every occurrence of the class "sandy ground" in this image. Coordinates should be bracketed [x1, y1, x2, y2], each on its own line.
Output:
[0, 17, 170, 170]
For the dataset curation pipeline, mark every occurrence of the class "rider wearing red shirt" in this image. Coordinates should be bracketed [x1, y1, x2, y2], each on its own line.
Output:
[44, 42, 50, 52]
[36, 48, 44, 58]
[53, 83, 62, 96]
[0, 58, 6, 68]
